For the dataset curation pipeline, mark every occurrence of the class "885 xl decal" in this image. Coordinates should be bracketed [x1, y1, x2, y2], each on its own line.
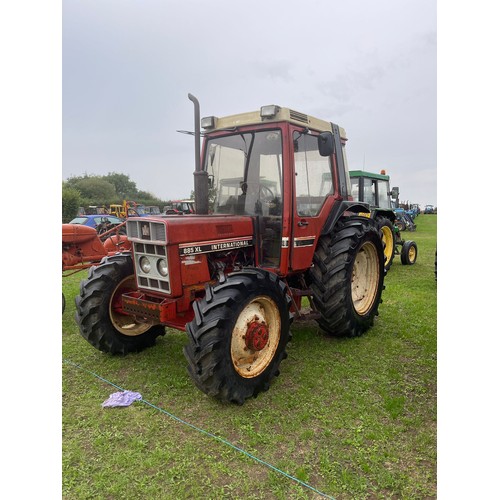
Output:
[179, 237, 253, 256]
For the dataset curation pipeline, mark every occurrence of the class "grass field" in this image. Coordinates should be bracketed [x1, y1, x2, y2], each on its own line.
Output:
[62, 215, 437, 499]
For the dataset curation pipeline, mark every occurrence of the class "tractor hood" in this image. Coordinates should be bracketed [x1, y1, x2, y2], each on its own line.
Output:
[126, 214, 255, 248]
[62, 223, 98, 244]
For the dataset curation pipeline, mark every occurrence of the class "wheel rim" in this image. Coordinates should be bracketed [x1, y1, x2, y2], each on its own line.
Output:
[408, 245, 417, 263]
[380, 226, 394, 265]
[351, 241, 380, 316]
[109, 276, 154, 336]
[231, 295, 281, 378]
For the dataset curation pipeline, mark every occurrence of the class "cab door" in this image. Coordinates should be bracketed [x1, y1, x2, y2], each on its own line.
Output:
[290, 129, 335, 272]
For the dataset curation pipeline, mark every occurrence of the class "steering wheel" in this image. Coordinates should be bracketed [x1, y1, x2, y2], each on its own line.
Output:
[259, 185, 275, 203]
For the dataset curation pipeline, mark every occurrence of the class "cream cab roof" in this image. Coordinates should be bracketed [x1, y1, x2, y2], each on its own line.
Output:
[209, 106, 347, 140]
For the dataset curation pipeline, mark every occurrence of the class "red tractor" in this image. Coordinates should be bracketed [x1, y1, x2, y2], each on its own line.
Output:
[74, 95, 386, 404]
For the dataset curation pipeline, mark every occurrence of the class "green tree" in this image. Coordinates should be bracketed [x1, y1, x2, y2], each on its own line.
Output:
[103, 172, 138, 200]
[71, 177, 117, 204]
[62, 184, 83, 222]
[136, 190, 162, 203]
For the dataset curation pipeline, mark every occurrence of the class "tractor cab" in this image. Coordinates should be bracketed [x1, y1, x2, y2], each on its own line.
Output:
[198, 105, 354, 273]
[349, 170, 396, 210]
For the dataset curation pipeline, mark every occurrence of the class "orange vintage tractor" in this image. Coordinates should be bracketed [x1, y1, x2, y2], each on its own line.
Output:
[62, 222, 131, 312]
[72, 95, 386, 404]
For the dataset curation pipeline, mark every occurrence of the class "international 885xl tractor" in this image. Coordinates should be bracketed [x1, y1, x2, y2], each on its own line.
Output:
[75, 95, 386, 404]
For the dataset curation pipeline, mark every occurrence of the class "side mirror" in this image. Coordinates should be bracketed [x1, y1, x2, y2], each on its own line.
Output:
[391, 187, 400, 198]
[318, 131, 334, 157]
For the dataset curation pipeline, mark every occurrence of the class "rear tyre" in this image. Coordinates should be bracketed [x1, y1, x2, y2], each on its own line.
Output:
[401, 240, 418, 265]
[184, 268, 292, 405]
[376, 216, 396, 271]
[75, 253, 165, 354]
[309, 216, 385, 337]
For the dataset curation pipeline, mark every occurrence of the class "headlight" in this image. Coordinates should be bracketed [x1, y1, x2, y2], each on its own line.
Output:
[201, 116, 218, 129]
[157, 258, 168, 277]
[139, 256, 151, 273]
[260, 105, 280, 118]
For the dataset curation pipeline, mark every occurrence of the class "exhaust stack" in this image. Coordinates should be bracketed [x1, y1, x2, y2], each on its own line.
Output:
[188, 93, 208, 215]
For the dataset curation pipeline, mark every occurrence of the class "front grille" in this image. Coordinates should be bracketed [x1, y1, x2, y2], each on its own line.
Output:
[133, 242, 170, 294]
[126, 219, 170, 294]
[126, 219, 167, 242]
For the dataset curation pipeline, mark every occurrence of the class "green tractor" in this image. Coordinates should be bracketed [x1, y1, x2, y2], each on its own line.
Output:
[349, 170, 417, 270]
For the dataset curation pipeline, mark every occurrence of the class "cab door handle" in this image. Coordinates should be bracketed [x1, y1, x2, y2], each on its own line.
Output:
[298, 220, 309, 227]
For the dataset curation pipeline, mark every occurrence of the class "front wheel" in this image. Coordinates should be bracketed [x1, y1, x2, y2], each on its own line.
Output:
[184, 269, 292, 404]
[309, 216, 385, 337]
[75, 254, 165, 354]
[401, 240, 418, 265]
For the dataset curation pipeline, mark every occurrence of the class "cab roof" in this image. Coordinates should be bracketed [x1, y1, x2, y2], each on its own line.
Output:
[349, 170, 390, 181]
[206, 106, 347, 140]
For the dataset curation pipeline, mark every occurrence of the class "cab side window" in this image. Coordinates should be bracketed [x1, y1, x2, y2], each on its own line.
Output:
[294, 133, 333, 216]
[363, 180, 375, 206]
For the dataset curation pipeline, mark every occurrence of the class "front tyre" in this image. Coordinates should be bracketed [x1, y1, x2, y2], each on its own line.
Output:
[75, 254, 165, 354]
[401, 240, 418, 265]
[309, 216, 385, 337]
[184, 268, 292, 405]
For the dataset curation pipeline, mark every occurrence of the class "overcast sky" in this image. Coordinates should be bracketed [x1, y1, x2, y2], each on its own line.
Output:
[62, 0, 437, 206]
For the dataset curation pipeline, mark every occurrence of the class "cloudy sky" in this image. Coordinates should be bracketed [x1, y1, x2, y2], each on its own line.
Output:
[62, 0, 437, 206]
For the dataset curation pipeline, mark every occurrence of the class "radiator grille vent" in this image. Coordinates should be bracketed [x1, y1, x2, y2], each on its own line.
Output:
[289, 109, 309, 123]
[126, 220, 166, 242]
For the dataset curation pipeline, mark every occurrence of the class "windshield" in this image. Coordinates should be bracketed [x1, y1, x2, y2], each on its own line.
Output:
[205, 130, 283, 217]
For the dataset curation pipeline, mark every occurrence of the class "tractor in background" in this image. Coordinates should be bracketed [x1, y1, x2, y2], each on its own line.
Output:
[163, 200, 196, 215]
[349, 169, 417, 270]
[62, 221, 131, 312]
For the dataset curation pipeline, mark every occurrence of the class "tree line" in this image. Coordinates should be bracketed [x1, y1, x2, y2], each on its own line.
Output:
[62, 172, 189, 222]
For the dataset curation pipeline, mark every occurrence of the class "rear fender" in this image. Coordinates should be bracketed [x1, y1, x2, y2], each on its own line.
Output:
[371, 209, 396, 223]
[321, 201, 371, 235]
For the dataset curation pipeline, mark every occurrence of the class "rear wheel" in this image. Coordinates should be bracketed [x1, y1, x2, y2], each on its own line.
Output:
[401, 240, 418, 265]
[184, 268, 292, 404]
[309, 216, 385, 337]
[75, 254, 165, 354]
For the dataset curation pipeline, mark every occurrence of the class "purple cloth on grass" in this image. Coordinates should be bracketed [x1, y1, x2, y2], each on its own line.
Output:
[101, 390, 142, 408]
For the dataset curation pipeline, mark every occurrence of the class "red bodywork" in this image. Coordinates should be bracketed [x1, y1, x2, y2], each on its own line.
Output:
[121, 214, 255, 330]
[119, 119, 350, 330]
[70, 118, 359, 331]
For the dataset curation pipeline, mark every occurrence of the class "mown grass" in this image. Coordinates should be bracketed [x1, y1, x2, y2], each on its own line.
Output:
[62, 215, 437, 499]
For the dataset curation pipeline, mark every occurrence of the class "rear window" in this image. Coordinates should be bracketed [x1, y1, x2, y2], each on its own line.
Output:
[104, 216, 122, 224]
[69, 217, 87, 224]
